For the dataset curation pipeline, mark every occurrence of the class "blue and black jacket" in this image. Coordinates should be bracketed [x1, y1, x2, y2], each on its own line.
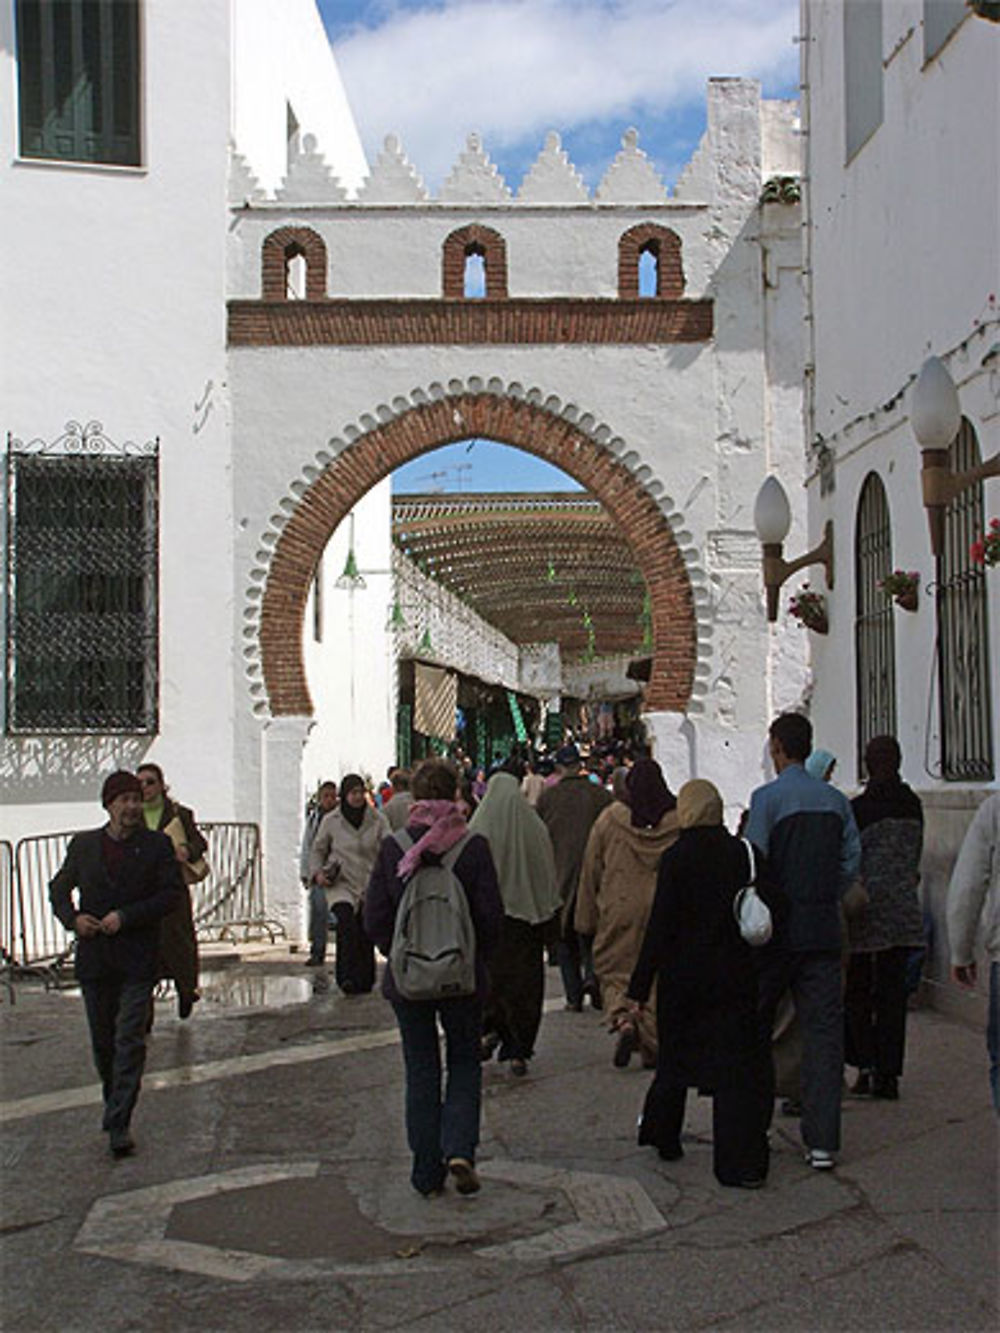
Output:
[746, 764, 861, 952]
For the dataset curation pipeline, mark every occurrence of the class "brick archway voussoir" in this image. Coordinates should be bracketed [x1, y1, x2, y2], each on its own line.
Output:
[258, 394, 697, 717]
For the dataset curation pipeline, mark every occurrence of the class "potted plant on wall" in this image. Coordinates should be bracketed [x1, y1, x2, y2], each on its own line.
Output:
[788, 585, 829, 634]
[879, 569, 921, 611]
[970, 518, 1000, 569]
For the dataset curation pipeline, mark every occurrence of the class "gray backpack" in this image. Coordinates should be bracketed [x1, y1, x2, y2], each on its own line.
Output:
[389, 831, 476, 1001]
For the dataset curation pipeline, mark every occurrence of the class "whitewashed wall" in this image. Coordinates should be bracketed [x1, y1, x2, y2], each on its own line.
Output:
[229, 80, 809, 825]
[801, 0, 999, 1012]
[0, 0, 234, 840]
[231, 0, 368, 197]
[803, 0, 1000, 791]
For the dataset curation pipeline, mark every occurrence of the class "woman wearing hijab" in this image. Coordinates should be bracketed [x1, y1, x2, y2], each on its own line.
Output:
[308, 773, 389, 993]
[364, 759, 503, 1197]
[576, 759, 680, 1069]
[845, 735, 924, 1100]
[469, 771, 562, 1076]
[626, 779, 770, 1189]
[805, 749, 837, 783]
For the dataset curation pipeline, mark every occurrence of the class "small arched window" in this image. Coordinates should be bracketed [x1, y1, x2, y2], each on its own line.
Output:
[463, 246, 487, 298]
[261, 226, 327, 301]
[285, 247, 307, 300]
[638, 244, 659, 298]
[442, 225, 507, 298]
[618, 224, 684, 299]
[854, 472, 896, 776]
[937, 419, 994, 779]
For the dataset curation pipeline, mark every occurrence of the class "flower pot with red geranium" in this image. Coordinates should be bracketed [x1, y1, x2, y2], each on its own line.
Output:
[970, 519, 1000, 569]
[879, 569, 921, 611]
[788, 585, 828, 634]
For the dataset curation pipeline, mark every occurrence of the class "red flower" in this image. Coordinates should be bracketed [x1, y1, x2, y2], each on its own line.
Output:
[970, 540, 986, 564]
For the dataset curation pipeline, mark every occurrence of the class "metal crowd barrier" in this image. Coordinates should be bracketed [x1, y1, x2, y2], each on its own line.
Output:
[191, 822, 284, 944]
[2, 823, 282, 987]
[1, 841, 16, 1000]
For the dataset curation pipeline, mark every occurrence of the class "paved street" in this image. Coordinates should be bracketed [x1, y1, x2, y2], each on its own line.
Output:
[1, 951, 996, 1332]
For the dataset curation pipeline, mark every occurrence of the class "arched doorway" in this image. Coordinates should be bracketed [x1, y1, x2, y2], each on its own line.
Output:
[247, 382, 708, 934]
[255, 390, 698, 718]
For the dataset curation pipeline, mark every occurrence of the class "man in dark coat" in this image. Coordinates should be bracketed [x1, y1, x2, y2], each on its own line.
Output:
[745, 713, 861, 1171]
[49, 771, 182, 1156]
[537, 743, 612, 1010]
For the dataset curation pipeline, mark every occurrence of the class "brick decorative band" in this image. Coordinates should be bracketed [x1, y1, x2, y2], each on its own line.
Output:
[228, 298, 713, 346]
[259, 394, 696, 717]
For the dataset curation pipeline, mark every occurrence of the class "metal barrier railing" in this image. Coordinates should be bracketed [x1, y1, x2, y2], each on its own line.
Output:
[5, 823, 283, 983]
[191, 822, 284, 944]
[1, 841, 16, 1000]
[13, 832, 74, 979]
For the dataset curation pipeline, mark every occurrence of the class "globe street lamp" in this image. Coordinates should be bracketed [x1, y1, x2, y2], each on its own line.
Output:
[910, 356, 1000, 556]
[753, 475, 834, 622]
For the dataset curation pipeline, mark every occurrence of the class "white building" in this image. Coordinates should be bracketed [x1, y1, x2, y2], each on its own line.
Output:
[3, 1, 812, 941]
[798, 0, 999, 1004]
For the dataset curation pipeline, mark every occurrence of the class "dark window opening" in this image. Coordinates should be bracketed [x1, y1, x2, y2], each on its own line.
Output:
[854, 473, 896, 778]
[16, 0, 141, 166]
[5, 448, 159, 733]
[937, 420, 994, 780]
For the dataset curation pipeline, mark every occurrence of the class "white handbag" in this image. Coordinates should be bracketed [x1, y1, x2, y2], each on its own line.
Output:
[733, 838, 772, 946]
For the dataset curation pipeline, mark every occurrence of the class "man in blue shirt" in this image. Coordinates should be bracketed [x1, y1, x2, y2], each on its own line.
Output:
[746, 712, 861, 1170]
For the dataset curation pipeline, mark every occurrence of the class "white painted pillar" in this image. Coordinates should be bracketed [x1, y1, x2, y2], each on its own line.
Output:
[260, 715, 313, 942]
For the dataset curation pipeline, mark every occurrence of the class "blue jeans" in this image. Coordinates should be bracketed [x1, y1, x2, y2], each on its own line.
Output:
[307, 884, 333, 962]
[391, 995, 483, 1194]
[757, 949, 844, 1153]
[989, 961, 999, 1115]
[81, 976, 154, 1133]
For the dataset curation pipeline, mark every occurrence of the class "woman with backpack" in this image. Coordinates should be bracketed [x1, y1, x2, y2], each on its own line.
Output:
[364, 759, 503, 1198]
[469, 770, 561, 1077]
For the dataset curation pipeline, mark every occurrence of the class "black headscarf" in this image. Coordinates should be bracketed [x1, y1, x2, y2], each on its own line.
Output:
[339, 773, 367, 829]
[625, 758, 675, 829]
[852, 736, 923, 831]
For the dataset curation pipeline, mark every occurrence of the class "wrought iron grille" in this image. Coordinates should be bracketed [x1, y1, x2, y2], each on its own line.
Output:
[854, 472, 896, 777]
[5, 424, 158, 734]
[937, 421, 994, 780]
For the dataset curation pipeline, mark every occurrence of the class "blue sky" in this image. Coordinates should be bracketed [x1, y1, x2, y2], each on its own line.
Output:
[319, 0, 799, 192]
[317, 0, 800, 492]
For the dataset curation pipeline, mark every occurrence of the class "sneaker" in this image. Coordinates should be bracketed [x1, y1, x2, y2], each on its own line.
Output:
[510, 1057, 528, 1077]
[851, 1069, 874, 1096]
[304, 957, 325, 968]
[806, 1148, 835, 1171]
[447, 1157, 481, 1195]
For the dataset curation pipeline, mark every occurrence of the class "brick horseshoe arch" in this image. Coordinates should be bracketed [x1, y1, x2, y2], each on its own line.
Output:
[252, 385, 708, 717]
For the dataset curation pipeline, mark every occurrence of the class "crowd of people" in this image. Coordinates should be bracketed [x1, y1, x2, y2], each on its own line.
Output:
[49, 719, 998, 1183]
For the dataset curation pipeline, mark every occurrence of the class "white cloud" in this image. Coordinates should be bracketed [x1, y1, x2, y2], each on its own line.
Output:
[332, 0, 799, 187]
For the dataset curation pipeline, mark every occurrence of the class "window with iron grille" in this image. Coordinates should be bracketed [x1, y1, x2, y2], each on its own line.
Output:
[15, 0, 141, 167]
[855, 472, 896, 775]
[5, 431, 158, 734]
[937, 420, 994, 780]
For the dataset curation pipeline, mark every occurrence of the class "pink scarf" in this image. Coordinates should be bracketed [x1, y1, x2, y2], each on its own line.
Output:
[396, 799, 468, 879]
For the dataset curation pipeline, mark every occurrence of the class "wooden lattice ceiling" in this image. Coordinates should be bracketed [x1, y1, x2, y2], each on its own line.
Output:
[392, 492, 650, 661]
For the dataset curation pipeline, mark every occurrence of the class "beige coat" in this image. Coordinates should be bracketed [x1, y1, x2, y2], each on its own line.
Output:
[575, 802, 680, 1054]
[309, 805, 390, 909]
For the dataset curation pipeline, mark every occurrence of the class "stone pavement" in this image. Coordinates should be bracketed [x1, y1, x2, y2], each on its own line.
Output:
[1, 949, 996, 1332]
